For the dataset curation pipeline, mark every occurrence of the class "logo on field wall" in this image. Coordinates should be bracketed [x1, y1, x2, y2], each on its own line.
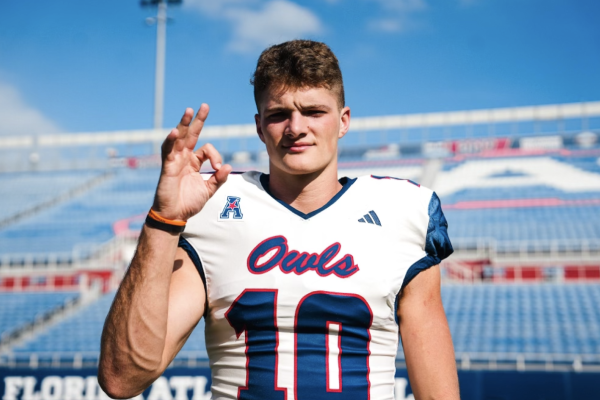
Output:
[2, 375, 211, 400]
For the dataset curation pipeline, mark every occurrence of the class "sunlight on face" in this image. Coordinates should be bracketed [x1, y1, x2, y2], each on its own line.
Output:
[255, 87, 350, 177]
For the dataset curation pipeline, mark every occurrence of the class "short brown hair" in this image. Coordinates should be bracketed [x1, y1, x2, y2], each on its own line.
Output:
[251, 40, 345, 110]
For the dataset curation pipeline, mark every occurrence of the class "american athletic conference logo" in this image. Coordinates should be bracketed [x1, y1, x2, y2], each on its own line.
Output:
[219, 196, 243, 220]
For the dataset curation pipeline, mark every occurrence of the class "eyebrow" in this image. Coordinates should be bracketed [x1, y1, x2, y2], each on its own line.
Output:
[264, 104, 332, 114]
[299, 104, 332, 111]
[263, 106, 288, 114]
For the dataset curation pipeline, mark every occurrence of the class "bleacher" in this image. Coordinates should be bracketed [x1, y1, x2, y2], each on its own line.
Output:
[433, 153, 600, 250]
[3, 149, 600, 262]
[3, 284, 599, 367]
[0, 291, 79, 341]
[442, 284, 600, 357]
[0, 168, 159, 263]
[0, 170, 102, 222]
[2, 152, 599, 260]
[5, 291, 206, 364]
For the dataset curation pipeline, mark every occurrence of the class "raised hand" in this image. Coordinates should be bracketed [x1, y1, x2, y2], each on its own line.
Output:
[152, 104, 232, 221]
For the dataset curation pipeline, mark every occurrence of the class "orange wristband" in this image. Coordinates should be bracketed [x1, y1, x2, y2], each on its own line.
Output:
[148, 209, 187, 226]
[145, 209, 187, 233]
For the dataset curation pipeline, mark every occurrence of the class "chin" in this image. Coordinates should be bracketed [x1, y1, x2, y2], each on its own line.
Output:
[278, 160, 324, 176]
[283, 165, 320, 176]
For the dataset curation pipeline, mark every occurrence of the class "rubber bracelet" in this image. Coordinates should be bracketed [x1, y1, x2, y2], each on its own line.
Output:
[147, 209, 187, 226]
[145, 209, 186, 234]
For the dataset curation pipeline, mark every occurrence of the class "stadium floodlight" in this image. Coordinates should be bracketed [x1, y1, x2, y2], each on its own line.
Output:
[142, 0, 183, 131]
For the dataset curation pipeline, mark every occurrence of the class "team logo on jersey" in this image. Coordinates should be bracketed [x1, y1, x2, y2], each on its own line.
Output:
[358, 210, 382, 226]
[247, 235, 359, 278]
[219, 196, 243, 220]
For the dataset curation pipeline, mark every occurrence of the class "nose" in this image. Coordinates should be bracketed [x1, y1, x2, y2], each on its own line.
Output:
[285, 111, 308, 138]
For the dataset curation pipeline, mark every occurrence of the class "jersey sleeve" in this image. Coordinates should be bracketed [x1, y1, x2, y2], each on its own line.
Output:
[178, 235, 207, 290]
[401, 191, 453, 289]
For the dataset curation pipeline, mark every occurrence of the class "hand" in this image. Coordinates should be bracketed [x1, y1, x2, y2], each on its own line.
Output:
[152, 104, 232, 221]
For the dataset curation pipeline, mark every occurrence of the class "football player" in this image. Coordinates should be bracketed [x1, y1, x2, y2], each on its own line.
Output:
[99, 40, 459, 400]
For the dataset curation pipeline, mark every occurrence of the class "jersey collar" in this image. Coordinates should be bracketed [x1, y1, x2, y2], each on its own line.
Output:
[259, 173, 357, 220]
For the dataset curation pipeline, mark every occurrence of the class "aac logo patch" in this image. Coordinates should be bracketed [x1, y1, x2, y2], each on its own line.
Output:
[219, 196, 243, 220]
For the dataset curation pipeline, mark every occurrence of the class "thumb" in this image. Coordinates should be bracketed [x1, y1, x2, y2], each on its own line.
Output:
[205, 164, 232, 196]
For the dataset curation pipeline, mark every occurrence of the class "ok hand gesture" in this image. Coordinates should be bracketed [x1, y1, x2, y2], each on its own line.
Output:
[152, 104, 232, 221]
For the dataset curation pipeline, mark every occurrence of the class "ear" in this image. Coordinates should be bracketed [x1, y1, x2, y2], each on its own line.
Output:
[255, 114, 265, 143]
[338, 106, 351, 139]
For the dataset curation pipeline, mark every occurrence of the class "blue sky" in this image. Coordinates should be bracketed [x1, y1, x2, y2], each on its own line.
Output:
[0, 0, 598, 136]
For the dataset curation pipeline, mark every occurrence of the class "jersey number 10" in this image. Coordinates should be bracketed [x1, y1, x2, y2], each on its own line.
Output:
[225, 290, 373, 400]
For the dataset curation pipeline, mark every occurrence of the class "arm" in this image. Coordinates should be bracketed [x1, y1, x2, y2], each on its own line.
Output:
[99, 237, 202, 398]
[98, 105, 231, 398]
[398, 265, 459, 400]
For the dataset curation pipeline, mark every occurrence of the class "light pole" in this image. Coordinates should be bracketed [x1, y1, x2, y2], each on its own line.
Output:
[142, 0, 182, 130]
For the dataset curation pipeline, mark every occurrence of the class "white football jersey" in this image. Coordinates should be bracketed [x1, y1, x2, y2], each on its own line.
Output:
[180, 171, 453, 400]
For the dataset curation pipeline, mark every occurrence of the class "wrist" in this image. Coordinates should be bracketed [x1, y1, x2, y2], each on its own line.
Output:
[145, 209, 187, 234]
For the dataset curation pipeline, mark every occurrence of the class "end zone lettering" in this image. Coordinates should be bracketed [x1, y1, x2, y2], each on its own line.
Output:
[2, 376, 211, 400]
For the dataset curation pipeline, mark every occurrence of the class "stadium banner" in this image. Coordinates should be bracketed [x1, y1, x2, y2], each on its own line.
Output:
[423, 137, 512, 157]
[519, 135, 564, 150]
[2, 367, 599, 400]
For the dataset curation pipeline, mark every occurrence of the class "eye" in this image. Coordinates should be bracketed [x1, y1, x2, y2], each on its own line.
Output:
[306, 110, 326, 117]
[266, 112, 286, 120]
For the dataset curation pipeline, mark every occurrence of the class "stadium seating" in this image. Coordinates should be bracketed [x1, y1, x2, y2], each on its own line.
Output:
[0, 170, 102, 222]
[2, 149, 600, 261]
[444, 205, 600, 244]
[12, 292, 114, 354]
[8, 284, 599, 362]
[11, 291, 207, 359]
[0, 291, 79, 340]
[438, 284, 600, 357]
[436, 154, 600, 245]
[0, 168, 159, 261]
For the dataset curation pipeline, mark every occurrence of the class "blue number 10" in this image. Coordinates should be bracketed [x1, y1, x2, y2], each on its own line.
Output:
[225, 290, 373, 400]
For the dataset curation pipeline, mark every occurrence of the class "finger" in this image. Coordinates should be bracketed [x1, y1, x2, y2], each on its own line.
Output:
[194, 143, 223, 171]
[161, 128, 180, 158]
[166, 108, 194, 154]
[185, 103, 210, 149]
[176, 108, 194, 133]
[205, 164, 232, 196]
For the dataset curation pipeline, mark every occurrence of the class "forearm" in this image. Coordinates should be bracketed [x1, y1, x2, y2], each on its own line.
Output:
[401, 310, 458, 400]
[99, 225, 179, 398]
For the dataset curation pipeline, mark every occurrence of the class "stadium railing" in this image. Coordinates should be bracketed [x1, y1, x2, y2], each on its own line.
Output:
[451, 238, 600, 261]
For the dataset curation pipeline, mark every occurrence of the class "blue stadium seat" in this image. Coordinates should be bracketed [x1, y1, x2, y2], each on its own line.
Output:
[0, 168, 159, 259]
[9, 284, 600, 362]
[0, 291, 79, 339]
[0, 170, 102, 222]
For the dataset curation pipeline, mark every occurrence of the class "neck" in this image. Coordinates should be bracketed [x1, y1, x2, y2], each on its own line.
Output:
[267, 163, 342, 214]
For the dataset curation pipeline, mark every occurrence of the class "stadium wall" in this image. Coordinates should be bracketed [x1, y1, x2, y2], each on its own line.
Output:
[1, 367, 599, 400]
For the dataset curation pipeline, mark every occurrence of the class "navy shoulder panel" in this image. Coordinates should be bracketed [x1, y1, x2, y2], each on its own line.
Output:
[370, 175, 420, 187]
[401, 192, 453, 289]
[424, 192, 453, 260]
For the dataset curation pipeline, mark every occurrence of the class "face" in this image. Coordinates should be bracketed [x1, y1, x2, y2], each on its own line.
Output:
[255, 86, 351, 177]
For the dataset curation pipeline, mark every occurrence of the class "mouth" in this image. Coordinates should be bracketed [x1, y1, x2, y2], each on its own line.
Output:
[282, 142, 313, 153]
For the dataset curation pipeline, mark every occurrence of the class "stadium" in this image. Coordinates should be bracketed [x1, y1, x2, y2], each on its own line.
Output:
[1, 100, 600, 399]
[2, 0, 600, 397]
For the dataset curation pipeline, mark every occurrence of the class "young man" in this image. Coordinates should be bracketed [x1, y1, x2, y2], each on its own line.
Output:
[99, 40, 459, 400]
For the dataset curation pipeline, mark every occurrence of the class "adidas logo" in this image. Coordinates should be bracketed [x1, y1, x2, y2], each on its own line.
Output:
[358, 210, 381, 226]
